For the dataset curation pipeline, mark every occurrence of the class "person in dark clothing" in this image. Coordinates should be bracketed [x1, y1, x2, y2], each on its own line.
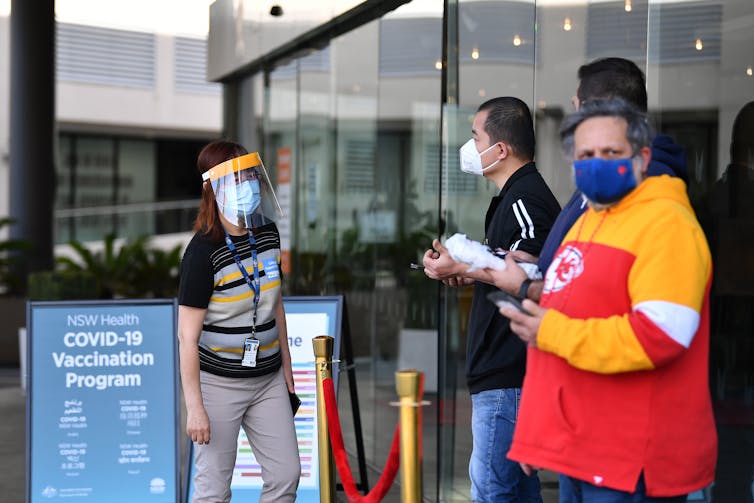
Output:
[488, 58, 688, 302]
[422, 96, 560, 502]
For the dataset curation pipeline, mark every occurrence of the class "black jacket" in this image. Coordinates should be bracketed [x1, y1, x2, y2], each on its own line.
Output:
[466, 162, 560, 393]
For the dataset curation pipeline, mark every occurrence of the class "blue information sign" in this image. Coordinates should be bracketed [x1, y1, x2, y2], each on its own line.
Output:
[27, 300, 179, 503]
[186, 296, 343, 502]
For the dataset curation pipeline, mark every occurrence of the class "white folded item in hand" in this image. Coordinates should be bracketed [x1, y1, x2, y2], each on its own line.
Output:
[444, 233, 505, 271]
[443, 233, 542, 279]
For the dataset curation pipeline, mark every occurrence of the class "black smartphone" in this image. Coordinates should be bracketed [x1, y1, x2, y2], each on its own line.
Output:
[486, 290, 532, 315]
[289, 392, 301, 415]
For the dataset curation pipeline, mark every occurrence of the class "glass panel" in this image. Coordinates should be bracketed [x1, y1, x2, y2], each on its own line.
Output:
[208, 0, 368, 81]
[646, 0, 754, 500]
[296, 47, 335, 295]
[331, 19, 381, 492]
[443, 0, 538, 500]
[532, 0, 754, 499]
[377, 2, 443, 499]
[117, 139, 155, 238]
[235, 0, 754, 499]
[265, 60, 298, 295]
[56, 134, 75, 243]
[71, 136, 116, 242]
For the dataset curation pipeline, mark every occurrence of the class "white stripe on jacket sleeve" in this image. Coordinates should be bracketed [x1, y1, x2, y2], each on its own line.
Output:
[633, 300, 700, 348]
[512, 199, 535, 240]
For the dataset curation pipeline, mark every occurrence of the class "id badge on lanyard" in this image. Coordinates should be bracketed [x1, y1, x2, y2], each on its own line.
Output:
[224, 230, 261, 367]
[242, 337, 259, 367]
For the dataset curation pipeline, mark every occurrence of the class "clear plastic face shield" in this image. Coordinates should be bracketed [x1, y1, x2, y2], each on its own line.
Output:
[202, 152, 284, 230]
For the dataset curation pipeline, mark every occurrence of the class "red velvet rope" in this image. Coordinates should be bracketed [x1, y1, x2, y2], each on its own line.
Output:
[322, 377, 401, 502]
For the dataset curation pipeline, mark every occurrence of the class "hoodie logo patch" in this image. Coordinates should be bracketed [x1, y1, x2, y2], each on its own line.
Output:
[544, 245, 584, 293]
[593, 475, 604, 485]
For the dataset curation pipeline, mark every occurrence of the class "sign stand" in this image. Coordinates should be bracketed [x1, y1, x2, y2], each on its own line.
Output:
[338, 300, 369, 493]
[26, 299, 180, 503]
[183, 295, 368, 502]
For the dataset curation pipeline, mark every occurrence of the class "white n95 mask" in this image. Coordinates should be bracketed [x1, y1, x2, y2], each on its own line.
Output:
[459, 139, 499, 175]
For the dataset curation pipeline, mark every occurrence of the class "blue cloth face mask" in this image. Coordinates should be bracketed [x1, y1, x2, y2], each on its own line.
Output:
[573, 157, 638, 204]
[235, 179, 261, 215]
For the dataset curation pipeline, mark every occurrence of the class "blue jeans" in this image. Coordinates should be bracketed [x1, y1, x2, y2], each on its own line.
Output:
[470, 388, 542, 503]
[559, 474, 687, 503]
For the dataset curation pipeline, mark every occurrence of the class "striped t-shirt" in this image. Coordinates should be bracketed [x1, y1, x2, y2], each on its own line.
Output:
[178, 223, 283, 378]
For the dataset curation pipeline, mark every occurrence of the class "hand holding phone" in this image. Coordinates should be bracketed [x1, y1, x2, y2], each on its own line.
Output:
[486, 290, 532, 316]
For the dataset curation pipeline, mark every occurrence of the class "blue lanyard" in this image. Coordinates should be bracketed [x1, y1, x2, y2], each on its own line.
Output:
[224, 230, 260, 335]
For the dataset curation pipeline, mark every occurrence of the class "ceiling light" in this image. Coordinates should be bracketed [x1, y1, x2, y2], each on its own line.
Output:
[563, 17, 572, 31]
[695, 39, 703, 51]
[435, 60, 442, 70]
[747, 66, 753, 77]
[471, 47, 479, 60]
[513, 34, 522, 47]
[624, 0, 632, 12]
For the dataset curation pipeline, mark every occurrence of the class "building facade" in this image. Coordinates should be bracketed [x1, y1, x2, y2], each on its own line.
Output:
[0, 15, 222, 248]
[206, 0, 753, 500]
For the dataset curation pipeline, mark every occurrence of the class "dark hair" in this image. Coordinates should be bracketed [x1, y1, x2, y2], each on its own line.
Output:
[730, 101, 754, 164]
[560, 98, 653, 160]
[477, 96, 535, 161]
[194, 139, 248, 241]
[576, 58, 648, 112]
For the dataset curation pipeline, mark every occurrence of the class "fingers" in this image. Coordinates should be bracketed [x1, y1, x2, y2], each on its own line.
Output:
[508, 249, 537, 264]
[520, 462, 532, 476]
[187, 412, 211, 445]
[189, 428, 210, 445]
[522, 299, 544, 316]
[504, 253, 526, 274]
[500, 306, 537, 346]
[432, 238, 447, 253]
[444, 276, 462, 288]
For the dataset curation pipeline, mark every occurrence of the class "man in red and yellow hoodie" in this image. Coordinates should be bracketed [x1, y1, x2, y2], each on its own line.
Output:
[500, 98, 717, 502]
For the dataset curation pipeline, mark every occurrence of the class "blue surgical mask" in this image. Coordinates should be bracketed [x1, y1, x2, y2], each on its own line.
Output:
[236, 179, 261, 215]
[573, 157, 638, 205]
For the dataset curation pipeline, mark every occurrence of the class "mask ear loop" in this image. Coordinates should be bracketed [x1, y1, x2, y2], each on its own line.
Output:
[480, 142, 506, 172]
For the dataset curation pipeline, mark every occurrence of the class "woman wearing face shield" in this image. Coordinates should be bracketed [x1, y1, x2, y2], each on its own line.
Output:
[177, 140, 300, 502]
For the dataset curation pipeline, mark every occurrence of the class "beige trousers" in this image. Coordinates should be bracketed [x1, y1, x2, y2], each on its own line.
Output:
[192, 367, 301, 503]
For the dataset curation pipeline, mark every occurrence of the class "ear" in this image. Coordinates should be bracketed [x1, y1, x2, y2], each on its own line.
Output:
[495, 142, 509, 161]
[638, 146, 651, 176]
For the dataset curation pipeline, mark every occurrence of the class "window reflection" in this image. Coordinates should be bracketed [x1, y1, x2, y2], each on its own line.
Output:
[697, 101, 754, 502]
[234, 0, 754, 499]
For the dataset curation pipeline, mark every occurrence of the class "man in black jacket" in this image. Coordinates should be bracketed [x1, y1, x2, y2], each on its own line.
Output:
[423, 96, 560, 502]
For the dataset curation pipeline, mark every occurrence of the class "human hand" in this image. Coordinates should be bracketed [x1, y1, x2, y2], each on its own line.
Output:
[500, 299, 547, 347]
[507, 249, 538, 264]
[519, 462, 542, 476]
[442, 275, 474, 288]
[484, 254, 529, 295]
[187, 406, 211, 445]
[423, 239, 463, 280]
[284, 367, 296, 393]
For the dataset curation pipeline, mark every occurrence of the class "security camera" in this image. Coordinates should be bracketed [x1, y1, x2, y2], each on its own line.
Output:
[270, 4, 283, 16]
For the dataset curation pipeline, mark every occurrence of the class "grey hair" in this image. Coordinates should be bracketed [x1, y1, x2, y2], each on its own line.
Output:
[560, 98, 653, 160]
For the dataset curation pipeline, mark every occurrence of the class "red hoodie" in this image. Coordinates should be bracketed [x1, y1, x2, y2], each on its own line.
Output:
[507, 176, 717, 497]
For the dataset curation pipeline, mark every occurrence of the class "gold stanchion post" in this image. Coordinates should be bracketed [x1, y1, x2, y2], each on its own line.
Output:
[396, 369, 423, 503]
[313, 336, 335, 503]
